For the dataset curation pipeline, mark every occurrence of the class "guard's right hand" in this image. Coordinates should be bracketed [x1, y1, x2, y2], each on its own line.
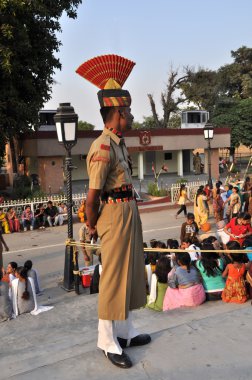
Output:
[89, 227, 98, 242]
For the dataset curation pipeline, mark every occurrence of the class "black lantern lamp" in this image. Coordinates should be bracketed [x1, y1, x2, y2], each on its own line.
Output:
[203, 123, 214, 189]
[54, 103, 78, 150]
[203, 123, 214, 140]
[54, 103, 79, 293]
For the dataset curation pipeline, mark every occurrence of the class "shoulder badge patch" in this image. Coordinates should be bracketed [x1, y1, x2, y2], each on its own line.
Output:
[92, 156, 110, 163]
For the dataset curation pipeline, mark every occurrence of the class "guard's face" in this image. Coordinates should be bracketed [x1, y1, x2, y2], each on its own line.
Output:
[120, 108, 134, 131]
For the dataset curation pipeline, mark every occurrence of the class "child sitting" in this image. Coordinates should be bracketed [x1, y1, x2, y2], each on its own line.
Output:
[163, 252, 205, 311]
[147, 256, 171, 311]
[222, 252, 248, 304]
[196, 244, 225, 301]
[181, 238, 201, 262]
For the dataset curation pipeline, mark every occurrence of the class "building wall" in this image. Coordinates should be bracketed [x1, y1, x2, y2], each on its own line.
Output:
[130, 152, 139, 176]
[126, 131, 230, 151]
[38, 157, 64, 193]
[18, 128, 230, 188]
[25, 157, 38, 176]
[72, 155, 88, 181]
[156, 151, 178, 173]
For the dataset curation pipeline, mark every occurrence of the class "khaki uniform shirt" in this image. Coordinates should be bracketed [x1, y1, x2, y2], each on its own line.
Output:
[79, 224, 90, 242]
[86, 128, 132, 192]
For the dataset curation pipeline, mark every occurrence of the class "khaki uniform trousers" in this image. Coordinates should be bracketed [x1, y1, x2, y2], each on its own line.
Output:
[97, 200, 146, 321]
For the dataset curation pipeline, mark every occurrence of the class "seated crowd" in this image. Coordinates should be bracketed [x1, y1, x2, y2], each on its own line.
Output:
[85, 210, 252, 312]
[0, 201, 67, 233]
[0, 259, 42, 321]
[144, 210, 252, 312]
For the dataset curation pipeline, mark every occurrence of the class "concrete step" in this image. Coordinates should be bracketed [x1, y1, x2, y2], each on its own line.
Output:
[0, 291, 251, 380]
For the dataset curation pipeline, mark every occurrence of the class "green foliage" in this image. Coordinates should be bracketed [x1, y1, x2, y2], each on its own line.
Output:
[212, 98, 252, 147]
[181, 46, 252, 148]
[132, 121, 143, 130]
[176, 178, 188, 184]
[0, 0, 82, 158]
[132, 116, 159, 130]
[230, 165, 239, 173]
[180, 68, 220, 113]
[142, 116, 157, 129]
[147, 182, 168, 197]
[12, 174, 31, 199]
[218, 46, 252, 99]
[13, 174, 31, 188]
[31, 189, 47, 198]
[78, 120, 95, 130]
[168, 113, 181, 129]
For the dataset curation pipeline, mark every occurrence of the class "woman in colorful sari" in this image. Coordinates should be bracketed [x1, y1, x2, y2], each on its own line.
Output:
[146, 256, 171, 311]
[212, 185, 224, 222]
[0, 209, 10, 234]
[194, 188, 208, 228]
[6, 207, 20, 233]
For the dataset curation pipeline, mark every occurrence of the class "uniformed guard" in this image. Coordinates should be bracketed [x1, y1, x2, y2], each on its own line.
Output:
[76, 55, 150, 368]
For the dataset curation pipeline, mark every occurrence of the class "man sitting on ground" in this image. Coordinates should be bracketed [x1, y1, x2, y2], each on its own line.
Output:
[44, 201, 59, 227]
[21, 206, 35, 231]
[34, 203, 46, 229]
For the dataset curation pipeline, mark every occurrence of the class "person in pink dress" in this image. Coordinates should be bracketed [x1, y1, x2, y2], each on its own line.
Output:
[163, 251, 205, 311]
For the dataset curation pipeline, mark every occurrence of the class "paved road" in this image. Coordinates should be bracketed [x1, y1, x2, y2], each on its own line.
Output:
[2, 206, 194, 290]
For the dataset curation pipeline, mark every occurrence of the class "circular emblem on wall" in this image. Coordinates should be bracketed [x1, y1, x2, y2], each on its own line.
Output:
[139, 131, 151, 146]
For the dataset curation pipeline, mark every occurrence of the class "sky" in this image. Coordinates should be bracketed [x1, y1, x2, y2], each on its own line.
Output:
[45, 0, 252, 129]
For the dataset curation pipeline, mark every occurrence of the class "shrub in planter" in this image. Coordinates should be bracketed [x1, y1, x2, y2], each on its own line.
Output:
[148, 182, 168, 197]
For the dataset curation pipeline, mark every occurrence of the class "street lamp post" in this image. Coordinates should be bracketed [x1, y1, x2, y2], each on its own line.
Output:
[203, 123, 214, 189]
[54, 103, 79, 293]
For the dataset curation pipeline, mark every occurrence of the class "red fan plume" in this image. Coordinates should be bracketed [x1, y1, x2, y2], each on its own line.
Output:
[76, 54, 135, 89]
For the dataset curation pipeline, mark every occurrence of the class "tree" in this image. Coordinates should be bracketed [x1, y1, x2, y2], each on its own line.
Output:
[147, 66, 189, 128]
[218, 46, 252, 99]
[212, 97, 252, 148]
[0, 0, 82, 163]
[132, 121, 143, 130]
[78, 120, 95, 130]
[179, 68, 220, 113]
[167, 113, 181, 129]
[132, 116, 157, 130]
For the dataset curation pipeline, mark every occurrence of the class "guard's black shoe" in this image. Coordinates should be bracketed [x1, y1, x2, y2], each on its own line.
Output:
[117, 334, 151, 349]
[105, 351, 133, 369]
